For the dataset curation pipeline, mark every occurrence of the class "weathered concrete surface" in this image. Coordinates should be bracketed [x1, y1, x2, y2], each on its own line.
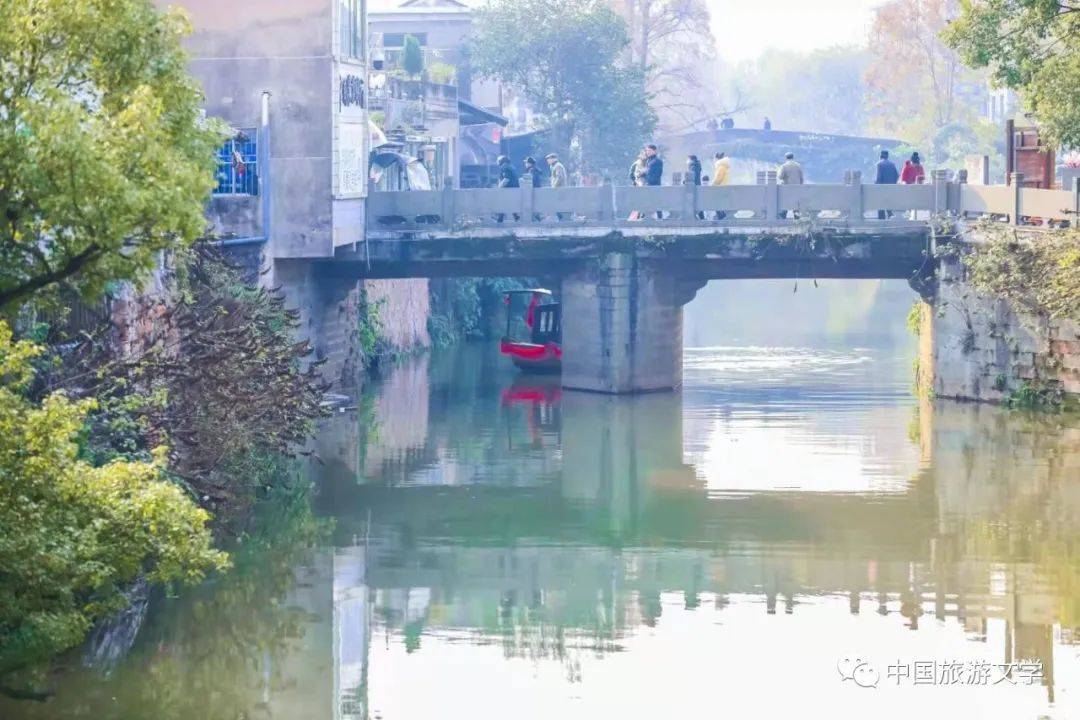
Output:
[333, 225, 933, 280]
[921, 253, 1080, 402]
[562, 253, 688, 393]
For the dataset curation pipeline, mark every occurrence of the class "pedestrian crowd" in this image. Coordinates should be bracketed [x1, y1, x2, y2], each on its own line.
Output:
[491, 139, 927, 222]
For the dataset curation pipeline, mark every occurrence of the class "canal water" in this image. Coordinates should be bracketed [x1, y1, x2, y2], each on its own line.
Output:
[4, 281, 1079, 719]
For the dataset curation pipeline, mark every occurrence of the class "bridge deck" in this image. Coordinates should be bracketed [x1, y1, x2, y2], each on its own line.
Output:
[327, 181, 1075, 280]
[335, 220, 933, 280]
[361, 181, 1077, 238]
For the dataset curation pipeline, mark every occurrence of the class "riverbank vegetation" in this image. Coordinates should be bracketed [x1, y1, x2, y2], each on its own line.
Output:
[0, 0, 328, 691]
[40, 245, 328, 518]
[0, 244, 329, 690]
[0, 323, 228, 681]
[961, 224, 1080, 322]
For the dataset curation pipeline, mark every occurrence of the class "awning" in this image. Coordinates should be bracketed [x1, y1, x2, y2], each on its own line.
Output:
[458, 98, 508, 127]
[458, 123, 501, 166]
[370, 150, 414, 169]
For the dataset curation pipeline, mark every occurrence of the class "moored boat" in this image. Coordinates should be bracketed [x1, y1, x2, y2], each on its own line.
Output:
[500, 289, 562, 373]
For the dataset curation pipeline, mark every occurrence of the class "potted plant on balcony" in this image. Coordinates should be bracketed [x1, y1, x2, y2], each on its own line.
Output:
[403, 35, 424, 78]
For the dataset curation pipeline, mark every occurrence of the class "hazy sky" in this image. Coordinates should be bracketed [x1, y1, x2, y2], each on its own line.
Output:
[376, 0, 889, 63]
[709, 0, 886, 62]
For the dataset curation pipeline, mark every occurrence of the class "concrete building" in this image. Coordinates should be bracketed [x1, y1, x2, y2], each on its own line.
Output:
[166, 0, 372, 258]
[168, 0, 434, 387]
[368, 0, 519, 187]
[368, 0, 501, 108]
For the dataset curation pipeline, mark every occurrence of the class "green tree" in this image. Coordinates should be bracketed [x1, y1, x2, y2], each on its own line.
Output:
[468, 0, 655, 176]
[403, 34, 425, 78]
[943, 0, 1080, 148]
[0, 0, 222, 312]
[0, 322, 228, 677]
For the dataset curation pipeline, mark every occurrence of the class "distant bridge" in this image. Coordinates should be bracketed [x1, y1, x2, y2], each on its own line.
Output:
[659, 127, 905, 182]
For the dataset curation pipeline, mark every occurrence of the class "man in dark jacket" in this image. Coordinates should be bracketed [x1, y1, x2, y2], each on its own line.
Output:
[874, 150, 899, 219]
[642, 144, 664, 218]
[523, 156, 545, 221]
[497, 155, 519, 188]
[643, 144, 663, 186]
[496, 155, 519, 222]
[685, 155, 702, 185]
[522, 156, 544, 188]
[686, 155, 704, 219]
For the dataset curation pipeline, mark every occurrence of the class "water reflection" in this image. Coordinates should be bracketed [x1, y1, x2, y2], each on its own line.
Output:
[5, 343, 1079, 719]
[311, 345, 1080, 719]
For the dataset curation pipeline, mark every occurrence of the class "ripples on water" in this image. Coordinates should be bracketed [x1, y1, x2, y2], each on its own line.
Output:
[5, 337, 1079, 720]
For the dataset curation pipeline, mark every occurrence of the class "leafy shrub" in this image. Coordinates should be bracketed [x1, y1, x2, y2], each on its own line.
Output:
[962, 224, 1080, 320]
[0, 322, 228, 676]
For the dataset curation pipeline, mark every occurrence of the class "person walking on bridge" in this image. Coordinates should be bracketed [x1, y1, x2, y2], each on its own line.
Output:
[523, 156, 544, 188]
[686, 155, 704, 219]
[685, 155, 702, 186]
[523, 156, 544, 221]
[546, 153, 567, 188]
[711, 151, 730, 220]
[545, 153, 568, 220]
[874, 149, 899, 219]
[778, 152, 803, 218]
[643, 144, 664, 218]
[643, 144, 663, 186]
[495, 155, 519, 223]
[900, 152, 925, 220]
[778, 152, 803, 185]
[900, 152, 925, 185]
[497, 155, 519, 189]
[627, 151, 648, 221]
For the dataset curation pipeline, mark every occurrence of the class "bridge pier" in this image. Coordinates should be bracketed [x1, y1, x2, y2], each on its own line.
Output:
[561, 252, 700, 394]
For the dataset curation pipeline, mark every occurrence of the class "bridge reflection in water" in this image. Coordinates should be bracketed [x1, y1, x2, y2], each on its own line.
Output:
[7, 345, 1077, 720]
[308, 347, 1080, 719]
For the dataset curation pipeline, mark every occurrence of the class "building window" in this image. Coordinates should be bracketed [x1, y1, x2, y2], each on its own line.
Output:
[214, 131, 258, 196]
[340, 0, 363, 59]
[382, 32, 427, 48]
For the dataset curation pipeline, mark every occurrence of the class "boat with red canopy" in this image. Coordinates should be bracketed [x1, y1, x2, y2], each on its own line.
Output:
[500, 289, 562, 373]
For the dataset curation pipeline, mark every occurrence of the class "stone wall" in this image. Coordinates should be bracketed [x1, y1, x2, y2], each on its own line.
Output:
[921, 253, 1080, 403]
[364, 279, 431, 351]
[268, 263, 433, 391]
[109, 258, 175, 362]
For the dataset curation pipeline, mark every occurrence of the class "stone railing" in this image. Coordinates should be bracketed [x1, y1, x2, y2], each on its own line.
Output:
[363, 171, 1080, 236]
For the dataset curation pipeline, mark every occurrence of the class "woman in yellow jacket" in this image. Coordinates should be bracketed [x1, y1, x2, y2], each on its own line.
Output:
[711, 152, 730, 219]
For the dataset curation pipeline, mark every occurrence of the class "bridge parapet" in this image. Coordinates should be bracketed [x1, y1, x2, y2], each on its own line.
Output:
[363, 179, 1079, 239]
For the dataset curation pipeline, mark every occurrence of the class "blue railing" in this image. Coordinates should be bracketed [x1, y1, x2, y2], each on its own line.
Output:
[214, 131, 258, 196]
